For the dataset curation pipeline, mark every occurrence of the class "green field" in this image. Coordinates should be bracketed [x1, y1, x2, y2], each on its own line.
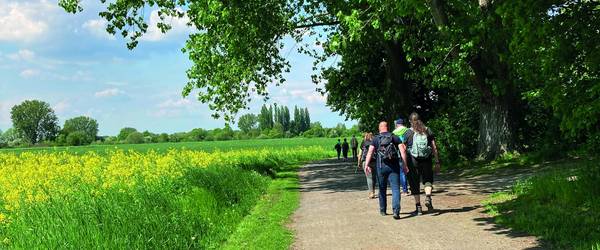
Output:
[0, 138, 334, 249]
[0, 137, 336, 155]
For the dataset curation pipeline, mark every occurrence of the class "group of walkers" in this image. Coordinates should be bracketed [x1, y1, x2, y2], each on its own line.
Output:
[334, 135, 359, 161]
[356, 113, 440, 220]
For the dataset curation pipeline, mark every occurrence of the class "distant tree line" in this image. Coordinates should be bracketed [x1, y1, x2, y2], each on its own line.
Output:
[0, 100, 359, 148]
[240, 104, 312, 139]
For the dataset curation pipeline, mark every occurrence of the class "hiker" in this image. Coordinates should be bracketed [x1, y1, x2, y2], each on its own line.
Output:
[342, 138, 350, 161]
[405, 112, 441, 215]
[358, 132, 377, 199]
[364, 121, 409, 219]
[392, 118, 410, 196]
[334, 139, 342, 160]
[350, 135, 358, 161]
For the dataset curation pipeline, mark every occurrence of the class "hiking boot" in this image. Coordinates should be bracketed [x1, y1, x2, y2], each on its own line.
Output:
[380, 211, 387, 216]
[411, 204, 423, 216]
[393, 213, 401, 220]
[425, 196, 434, 212]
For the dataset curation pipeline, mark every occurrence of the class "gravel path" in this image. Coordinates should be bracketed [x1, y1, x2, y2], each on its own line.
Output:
[290, 160, 542, 250]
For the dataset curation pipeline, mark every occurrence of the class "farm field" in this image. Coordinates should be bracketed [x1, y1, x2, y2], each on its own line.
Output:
[0, 138, 334, 249]
[0, 137, 335, 155]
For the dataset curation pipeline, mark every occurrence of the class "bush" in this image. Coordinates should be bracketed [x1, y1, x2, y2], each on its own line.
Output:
[66, 131, 89, 146]
[125, 132, 145, 144]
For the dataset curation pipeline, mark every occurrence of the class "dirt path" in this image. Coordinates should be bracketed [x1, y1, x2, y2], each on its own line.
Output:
[290, 160, 542, 250]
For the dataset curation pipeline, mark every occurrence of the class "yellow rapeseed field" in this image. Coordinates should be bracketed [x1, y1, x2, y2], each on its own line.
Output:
[0, 146, 328, 231]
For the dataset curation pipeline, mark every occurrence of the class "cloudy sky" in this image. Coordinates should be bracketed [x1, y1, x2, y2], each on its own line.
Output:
[0, 0, 354, 135]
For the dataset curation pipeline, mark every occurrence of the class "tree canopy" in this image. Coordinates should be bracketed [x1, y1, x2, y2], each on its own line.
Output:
[59, 0, 600, 159]
[10, 100, 59, 144]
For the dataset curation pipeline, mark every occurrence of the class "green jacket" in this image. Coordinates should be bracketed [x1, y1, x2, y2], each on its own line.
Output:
[392, 127, 409, 143]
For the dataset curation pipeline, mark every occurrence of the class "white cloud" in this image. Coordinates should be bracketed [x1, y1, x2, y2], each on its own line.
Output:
[141, 9, 193, 42]
[8, 49, 35, 61]
[19, 68, 39, 78]
[95, 88, 124, 98]
[82, 19, 115, 40]
[158, 98, 193, 109]
[289, 88, 327, 104]
[105, 81, 128, 86]
[0, 0, 54, 41]
[53, 100, 70, 114]
[152, 97, 199, 118]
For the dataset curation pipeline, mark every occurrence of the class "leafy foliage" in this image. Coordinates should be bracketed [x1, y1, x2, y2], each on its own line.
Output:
[62, 116, 99, 145]
[10, 100, 59, 145]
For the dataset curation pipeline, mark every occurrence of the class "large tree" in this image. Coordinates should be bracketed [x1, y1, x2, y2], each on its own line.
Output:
[238, 114, 258, 133]
[62, 116, 99, 145]
[10, 100, 59, 144]
[59, 0, 599, 159]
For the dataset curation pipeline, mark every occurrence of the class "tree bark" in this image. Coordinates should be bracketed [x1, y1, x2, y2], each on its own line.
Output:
[477, 91, 517, 160]
[384, 39, 413, 122]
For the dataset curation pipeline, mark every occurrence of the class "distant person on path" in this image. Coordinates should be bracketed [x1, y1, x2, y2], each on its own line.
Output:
[392, 118, 410, 196]
[350, 135, 358, 161]
[358, 132, 377, 199]
[364, 121, 409, 219]
[342, 138, 350, 161]
[334, 139, 342, 160]
[405, 112, 441, 215]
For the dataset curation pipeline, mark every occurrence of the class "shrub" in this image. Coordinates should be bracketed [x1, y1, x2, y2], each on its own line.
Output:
[125, 132, 145, 144]
[66, 131, 89, 146]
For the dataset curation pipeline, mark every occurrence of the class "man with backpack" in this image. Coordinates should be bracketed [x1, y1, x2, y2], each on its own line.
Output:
[364, 121, 410, 219]
[392, 118, 410, 196]
[350, 135, 358, 161]
[342, 138, 350, 161]
[334, 139, 342, 160]
[405, 112, 441, 215]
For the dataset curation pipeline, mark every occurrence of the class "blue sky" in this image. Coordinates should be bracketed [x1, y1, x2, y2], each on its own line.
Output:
[0, 0, 354, 136]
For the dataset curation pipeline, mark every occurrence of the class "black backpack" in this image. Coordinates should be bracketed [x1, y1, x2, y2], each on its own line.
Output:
[361, 140, 377, 162]
[377, 134, 399, 160]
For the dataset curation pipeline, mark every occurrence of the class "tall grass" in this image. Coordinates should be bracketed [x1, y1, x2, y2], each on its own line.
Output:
[0, 146, 332, 248]
[483, 160, 600, 249]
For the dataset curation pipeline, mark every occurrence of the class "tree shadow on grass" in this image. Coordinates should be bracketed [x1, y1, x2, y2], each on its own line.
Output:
[472, 215, 550, 250]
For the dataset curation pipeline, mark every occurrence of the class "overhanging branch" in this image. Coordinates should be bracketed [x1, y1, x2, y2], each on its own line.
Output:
[293, 21, 340, 29]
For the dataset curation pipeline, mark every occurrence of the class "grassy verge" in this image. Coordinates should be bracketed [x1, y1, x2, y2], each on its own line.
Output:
[445, 152, 587, 177]
[222, 164, 301, 250]
[482, 159, 599, 249]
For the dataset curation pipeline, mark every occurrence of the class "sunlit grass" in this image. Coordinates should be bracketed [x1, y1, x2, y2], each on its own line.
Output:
[0, 142, 333, 249]
[483, 160, 599, 249]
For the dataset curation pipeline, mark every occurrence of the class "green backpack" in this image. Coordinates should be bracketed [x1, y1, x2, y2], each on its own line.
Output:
[409, 129, 432, 158]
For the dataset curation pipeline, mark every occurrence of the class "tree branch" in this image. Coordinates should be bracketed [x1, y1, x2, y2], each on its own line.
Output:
[293, 21, 340, 29]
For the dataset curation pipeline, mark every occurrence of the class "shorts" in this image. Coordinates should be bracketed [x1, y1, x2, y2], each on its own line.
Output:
[407, 155, 434, 195]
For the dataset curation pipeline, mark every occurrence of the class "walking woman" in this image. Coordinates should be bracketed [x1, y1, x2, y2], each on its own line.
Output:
[405, 112, 441, 215]
[358, 132, 377, 199]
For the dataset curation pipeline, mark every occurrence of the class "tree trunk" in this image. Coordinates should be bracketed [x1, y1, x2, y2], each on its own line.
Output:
[384, 40, 412, 122]
[477, 95, 517, 160]
[428, 0, 519, 159]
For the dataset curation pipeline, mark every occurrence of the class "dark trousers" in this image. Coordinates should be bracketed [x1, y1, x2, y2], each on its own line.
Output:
[407, 156, 434, 195]
[336, 150, 341, 159]
[342, 150, 348, 159]
[378, 164, 401, 214]
[351, 147, 358, 160]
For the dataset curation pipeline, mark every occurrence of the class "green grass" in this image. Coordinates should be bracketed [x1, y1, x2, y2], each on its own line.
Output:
[483, 159, 600, 249]
[222, 164, 301, 250]
[0, 137, 335, 155]
[0, 140, 334, 249]
[445, 151, 586, 177]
